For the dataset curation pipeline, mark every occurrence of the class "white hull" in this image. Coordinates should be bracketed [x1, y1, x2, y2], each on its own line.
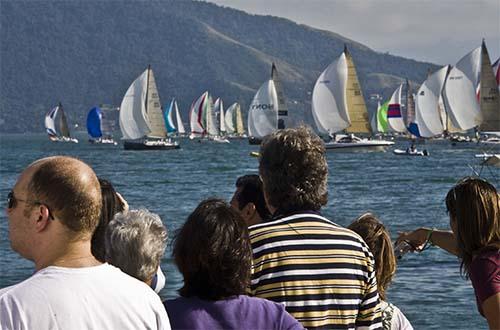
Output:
[393, 149, 429, 156]
[50, 136, 79, 143]
[324, 139, 394, 152]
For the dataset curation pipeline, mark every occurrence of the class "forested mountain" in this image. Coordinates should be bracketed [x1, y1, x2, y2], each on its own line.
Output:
[0, 0, 437, 133]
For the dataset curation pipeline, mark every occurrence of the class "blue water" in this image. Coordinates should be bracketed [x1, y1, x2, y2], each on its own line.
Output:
[1, 132, 498, 329]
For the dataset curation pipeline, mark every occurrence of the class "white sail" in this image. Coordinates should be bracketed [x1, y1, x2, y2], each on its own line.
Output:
[225, 102, 236, 134]
[387, 84, 407, 133]
[119, 69, 151, 140]
[174, 101, 186, 134]
[248, 79, 278, 139]
[216, 99, 226, 133]
[443, 46, 482, 130]
[45, 105, 59, 137]
[205, 95, 218, 136]
[414, 65, 450, 137]
[190, 91, 208, 135]
[311, 52, 349, 135]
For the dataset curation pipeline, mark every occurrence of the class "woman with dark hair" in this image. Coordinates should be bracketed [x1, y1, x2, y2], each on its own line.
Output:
[397, 177, 499, 329]
[164, 198, 302, 329]
[91, 178, 128, 262]
[349, 213, 413, 330]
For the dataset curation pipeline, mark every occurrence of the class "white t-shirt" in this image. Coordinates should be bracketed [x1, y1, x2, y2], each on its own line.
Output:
[0, 263, 170, 330]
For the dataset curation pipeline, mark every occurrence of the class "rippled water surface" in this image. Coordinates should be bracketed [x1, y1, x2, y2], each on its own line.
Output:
[1, 132, 498, 329]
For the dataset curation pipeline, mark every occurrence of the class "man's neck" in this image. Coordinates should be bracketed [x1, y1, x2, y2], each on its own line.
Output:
[35, 240, 102, 271]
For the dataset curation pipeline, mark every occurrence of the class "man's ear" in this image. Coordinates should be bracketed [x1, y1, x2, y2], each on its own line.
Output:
[34, 204, 52, 232]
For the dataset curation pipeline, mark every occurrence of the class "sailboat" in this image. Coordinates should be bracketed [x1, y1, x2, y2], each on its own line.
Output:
[164, 98, 186, 137]
[443, 40, 499, 144]
[86, 105, 118, 145]
[210, 97, 229, 143]
[247, 63, 288, 145]
[477, 41, 500, 141]
[119, 66, 180, 150]
[409, 65, 451, 138]
[189, 91, 209, 140]
[44, 102, 79, 143]
[311, 46, 394, 151]
[225, 102, 246, 138]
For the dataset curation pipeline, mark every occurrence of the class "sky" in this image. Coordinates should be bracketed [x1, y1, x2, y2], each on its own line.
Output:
[207, 0, 500, 66]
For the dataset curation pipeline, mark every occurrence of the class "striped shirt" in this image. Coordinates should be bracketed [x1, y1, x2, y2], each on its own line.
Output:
[249, 212, 382, 330]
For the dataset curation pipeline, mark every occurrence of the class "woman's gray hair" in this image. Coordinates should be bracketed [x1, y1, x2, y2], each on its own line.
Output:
[105, 209, 167, 282]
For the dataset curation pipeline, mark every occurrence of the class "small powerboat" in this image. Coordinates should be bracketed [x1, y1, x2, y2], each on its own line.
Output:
[393, 148, 429, 156]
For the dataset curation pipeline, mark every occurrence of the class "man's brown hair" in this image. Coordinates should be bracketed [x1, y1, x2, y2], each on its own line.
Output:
[259, 125, 328, 213]
[27, 156, 102, 235]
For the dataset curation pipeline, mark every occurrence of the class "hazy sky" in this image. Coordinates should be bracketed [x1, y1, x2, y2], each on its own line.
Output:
[207, 0, 500, 65]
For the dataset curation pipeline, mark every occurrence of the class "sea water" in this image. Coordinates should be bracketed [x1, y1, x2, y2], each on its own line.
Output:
[1, 132, 498, 329]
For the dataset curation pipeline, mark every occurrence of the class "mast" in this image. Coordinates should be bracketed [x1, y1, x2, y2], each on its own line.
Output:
[145, 65, 150, 114]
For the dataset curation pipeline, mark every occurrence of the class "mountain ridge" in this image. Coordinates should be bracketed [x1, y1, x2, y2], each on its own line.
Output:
[0, 0, 438, 133]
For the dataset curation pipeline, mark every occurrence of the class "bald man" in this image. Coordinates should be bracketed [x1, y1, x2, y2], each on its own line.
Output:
[1, 156, 170, 329]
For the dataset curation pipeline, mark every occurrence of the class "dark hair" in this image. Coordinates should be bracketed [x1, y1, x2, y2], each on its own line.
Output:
[91, 178, 127, 262]
[259, 125, 328, 213]
[172, 198, 252, 300]
[445, 177, 500, 277]
[348, 213, 396, 301]
[28, 156, 101, 235]
[235, 174, 271, 221]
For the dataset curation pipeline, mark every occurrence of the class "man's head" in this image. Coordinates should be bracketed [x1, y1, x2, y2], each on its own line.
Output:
[259, 126, 328, 213]
[105, 209, 167, 285]
[6, 156, 102, 260]
[230, 174, 271, 226]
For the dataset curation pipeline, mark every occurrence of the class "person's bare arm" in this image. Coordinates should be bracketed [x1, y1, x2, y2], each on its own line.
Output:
[397, 227, 459, 256]
[482, 293, 500, 330]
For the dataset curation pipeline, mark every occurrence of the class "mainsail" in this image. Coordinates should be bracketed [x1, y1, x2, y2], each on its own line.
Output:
[344, 48, 370, 133]
[174, 101, 186, 135]
[478, 41, 500, 132]
[144, 68, 167, 138]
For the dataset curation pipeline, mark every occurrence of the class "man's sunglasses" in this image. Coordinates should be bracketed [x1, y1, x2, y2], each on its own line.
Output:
[7, 191, 54, 219]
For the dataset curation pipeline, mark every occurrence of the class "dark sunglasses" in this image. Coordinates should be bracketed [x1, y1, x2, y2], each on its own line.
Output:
[7, 191, 54, 219]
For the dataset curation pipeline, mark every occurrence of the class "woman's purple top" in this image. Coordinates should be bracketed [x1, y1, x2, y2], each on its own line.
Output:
[469, 249, 500, 316]
[164, 295, 303, 330]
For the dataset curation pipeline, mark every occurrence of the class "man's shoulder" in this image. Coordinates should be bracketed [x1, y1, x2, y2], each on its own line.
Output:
[249, 212, 363, 240]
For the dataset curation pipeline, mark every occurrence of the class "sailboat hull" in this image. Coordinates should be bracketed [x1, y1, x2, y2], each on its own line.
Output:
[123, 139, 180, 150]
[324, 140, 394, 152]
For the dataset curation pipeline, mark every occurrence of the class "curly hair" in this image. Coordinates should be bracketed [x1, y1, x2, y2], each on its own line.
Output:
[105, 209, 167, 283]
[445, 177, 500, 277]
[348, 213, 396, 301]
[172, 198, 252, 300]
[259, 125, 328, 213]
